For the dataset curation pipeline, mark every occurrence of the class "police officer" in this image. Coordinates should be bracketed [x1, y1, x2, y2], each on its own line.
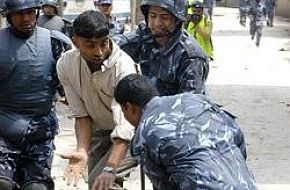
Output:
[95, 0, 124, 36]
[249, 0, 266, 47]
[0, 0, 71, 189]
[265, 0, 276, 27]
[38, 0, 66, 34]
[239, 0, 251, 26]
[114, 73, 257, 190]
[114, 0, 209, 96]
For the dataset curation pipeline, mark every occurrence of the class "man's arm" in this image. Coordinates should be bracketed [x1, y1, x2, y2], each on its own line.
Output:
[195, 20, 213, 39]
[178, 54, 209, 94]
[75, 116, 93, 154]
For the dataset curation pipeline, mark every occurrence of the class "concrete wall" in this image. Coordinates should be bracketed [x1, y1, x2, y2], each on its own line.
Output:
[276, 0, 290, 17]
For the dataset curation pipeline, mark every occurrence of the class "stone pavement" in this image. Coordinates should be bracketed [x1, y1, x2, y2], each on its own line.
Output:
[52, 7, 290, 190]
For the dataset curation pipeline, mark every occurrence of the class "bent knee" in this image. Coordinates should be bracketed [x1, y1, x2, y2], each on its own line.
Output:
[21, 181, 50, 190]
[0, 176, 16, 190]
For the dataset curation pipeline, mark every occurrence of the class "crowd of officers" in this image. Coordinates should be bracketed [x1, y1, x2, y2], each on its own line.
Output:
[0, 0, 262, 190]
[239, 0, 276, 46]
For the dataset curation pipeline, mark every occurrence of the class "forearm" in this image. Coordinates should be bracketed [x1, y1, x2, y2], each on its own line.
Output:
[106, 138, 129, 170]
[196, 25, 212, 39]
[75, 116, 93, 153]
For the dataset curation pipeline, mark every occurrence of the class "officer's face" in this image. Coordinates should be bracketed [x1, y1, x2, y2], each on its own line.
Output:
[99, 4, 112, 16]
[8, 8, 37, 36]
[147, 6, 180, 45]
[42, 5, 56, 16]
[73, 35, 112, 66]
[121, 103, 142, 127]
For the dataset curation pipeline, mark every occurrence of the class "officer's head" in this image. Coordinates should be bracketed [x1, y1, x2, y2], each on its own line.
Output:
[73, 10, 111, 68]
[140, 0, 187, 46]
[98, 0, 113, 18]
[5, 0, 41, 38]
[41, 0, 58, 17]
[114, 74, 159, 127]
[189, 0, 204, 23]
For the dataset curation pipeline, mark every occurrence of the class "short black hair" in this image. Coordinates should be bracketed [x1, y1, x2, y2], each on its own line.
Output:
[114, 74, 159, 108]
[73, 10, 109, 39]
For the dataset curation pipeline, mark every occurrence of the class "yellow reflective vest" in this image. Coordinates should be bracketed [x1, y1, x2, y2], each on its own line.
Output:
[187, 16, 213, 58]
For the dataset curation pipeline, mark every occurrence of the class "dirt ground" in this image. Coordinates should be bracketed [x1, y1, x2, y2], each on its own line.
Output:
[52, 7, 290, 190]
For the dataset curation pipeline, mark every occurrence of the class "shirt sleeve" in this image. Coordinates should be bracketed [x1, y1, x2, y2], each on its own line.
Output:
[56, 54, 88, 118]
[178, 54, 209, 94]
[110, 50, 138, 141]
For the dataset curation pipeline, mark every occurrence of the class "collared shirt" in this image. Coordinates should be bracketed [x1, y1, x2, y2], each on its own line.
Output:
[57, 40, 137, 141]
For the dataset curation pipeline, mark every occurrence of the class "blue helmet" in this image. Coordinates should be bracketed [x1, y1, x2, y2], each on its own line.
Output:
[42, 0, 58, 8]
[140, 0, 187, 22]
[99, 0, 112, 5]
[5, 0, 41, 13]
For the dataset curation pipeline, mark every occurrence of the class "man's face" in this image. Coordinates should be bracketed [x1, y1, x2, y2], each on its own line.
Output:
[42, 5, 56, 16]
[73, 35, 111, 65]
[121, 103, 142, 127]
[8, 8, 37, 36]
[99, 4, 112, 16]
[190, 7, 203, 22]
[148, 6, 179, 37]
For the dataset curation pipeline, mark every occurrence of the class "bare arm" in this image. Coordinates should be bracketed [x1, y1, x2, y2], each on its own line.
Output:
[75, 116, 93, 154]
[106, 138, 129, 170]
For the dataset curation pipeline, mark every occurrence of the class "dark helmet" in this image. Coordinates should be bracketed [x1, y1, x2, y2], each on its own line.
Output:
[5, 0, 41, 13]
[140, 0, 187, 22]
[99, 0, 112, 5]
[189, 0, 204, 9]
[42, 0, 58, 8]
[0, 0, 6, 14]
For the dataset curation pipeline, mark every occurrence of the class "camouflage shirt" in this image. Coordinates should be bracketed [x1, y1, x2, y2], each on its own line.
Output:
[131, 93, 257, 190]
[114, 23, 209, 96]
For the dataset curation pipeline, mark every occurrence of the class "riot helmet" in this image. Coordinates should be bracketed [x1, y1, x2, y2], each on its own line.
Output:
[42, 0, 58, 8]
[99, 0, 112, 5]
[140, 0, 187, 22]
[5, 0, 41, 13]
[41, 0, 59, 15]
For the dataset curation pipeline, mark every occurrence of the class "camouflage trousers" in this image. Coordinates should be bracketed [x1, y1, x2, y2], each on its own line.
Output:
[0, 113, 58, 190]
[87, 130, 138, 190]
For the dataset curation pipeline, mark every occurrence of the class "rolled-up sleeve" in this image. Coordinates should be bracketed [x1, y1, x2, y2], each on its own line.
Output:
[110, 49, 138, 141]
[56, 55, 88, 118]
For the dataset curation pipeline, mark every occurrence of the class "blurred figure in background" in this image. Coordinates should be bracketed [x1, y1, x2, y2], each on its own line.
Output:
[94, 0, 124, 36]
[239, 0, 251, 26]
[186, 0, 214, 60]
[248, 0, 266, 47]
[265, 0, 276, 27]
[38, 0, 67, 34]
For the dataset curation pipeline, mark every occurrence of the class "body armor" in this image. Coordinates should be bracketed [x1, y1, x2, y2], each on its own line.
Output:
[38, 14, 66, 33]
[0, 27, 57, 139]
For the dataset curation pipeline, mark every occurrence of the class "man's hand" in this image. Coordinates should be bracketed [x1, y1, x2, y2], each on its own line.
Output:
[91, 171, 116, 190]
[60, 150, 88, 187]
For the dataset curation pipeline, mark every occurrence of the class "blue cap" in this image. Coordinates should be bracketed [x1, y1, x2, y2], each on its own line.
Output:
[99, 0, 112, 5]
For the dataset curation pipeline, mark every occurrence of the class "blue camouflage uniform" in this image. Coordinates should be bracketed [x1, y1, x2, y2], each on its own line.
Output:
[0, 0, 71, 187]
[249, 0, 266, 46]
[131, 93, 257, 190]
[114, 0, 209, 96]
[114, 24, 209, 96]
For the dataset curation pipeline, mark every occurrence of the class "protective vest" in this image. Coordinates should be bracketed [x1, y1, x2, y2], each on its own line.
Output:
[187, 16, 213, 58]
[38, 15, 66, 33]
[0, 27, 56, 139]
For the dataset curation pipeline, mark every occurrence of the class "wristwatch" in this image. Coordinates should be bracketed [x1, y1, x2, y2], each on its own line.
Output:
[102, 166, 116, 175]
